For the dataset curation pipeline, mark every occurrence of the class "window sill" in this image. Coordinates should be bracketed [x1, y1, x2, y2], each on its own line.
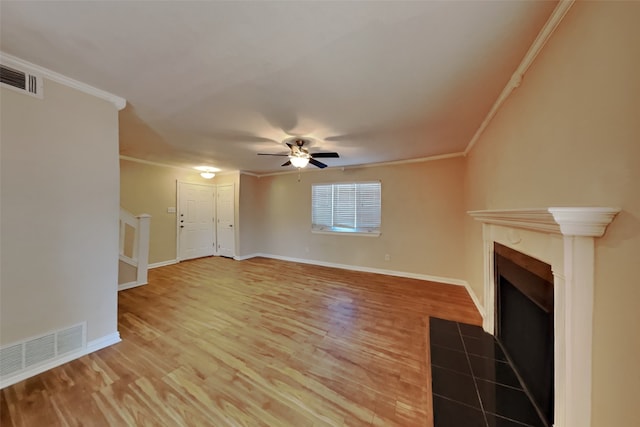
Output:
[311, 229, 381, 237]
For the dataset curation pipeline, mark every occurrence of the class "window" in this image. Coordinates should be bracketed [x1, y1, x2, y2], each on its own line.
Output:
[312, 181, 381, 235]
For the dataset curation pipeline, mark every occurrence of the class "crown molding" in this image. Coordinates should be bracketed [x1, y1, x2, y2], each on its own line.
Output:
[120, 155, 237, 177]
[345, 152, 465, 170]
[463, 0, 575, 155]
[119, 155, 191, 170]
[0, 51, 126, 110]
[254, 152, 465, 177]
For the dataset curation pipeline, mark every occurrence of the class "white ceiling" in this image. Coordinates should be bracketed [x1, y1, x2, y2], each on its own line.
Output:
[0, 1, 557, 174]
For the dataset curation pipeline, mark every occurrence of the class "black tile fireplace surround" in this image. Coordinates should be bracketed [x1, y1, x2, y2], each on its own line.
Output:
[429, 317, 547, 427]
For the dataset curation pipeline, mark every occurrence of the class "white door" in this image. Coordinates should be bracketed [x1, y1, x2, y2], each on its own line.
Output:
[216, 184, 235, 258]
[178, 182, 215, 261]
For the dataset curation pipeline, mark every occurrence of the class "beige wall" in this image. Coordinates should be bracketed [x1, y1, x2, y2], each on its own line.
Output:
[1, 80, 120, 344]
[463, 2, 640, 425]
[120, 159, 221, 264]
[257, 157, 466, 280]
[120, 155, 468, 281]
[239, 173, 264, 257]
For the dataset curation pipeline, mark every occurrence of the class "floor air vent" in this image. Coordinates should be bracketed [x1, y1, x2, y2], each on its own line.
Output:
[0, 63, 43, 98]
[0, 323, 86, 379]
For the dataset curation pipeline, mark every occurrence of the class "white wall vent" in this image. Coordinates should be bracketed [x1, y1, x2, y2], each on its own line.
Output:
[24, 334, 55, 368]
[0, 345, 23, 377]
[0, 62, 43, 98]
[56, 324, 84, 355]
[0, 323, 86, 380]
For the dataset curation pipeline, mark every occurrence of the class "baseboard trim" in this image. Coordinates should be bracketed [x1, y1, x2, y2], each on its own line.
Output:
[0, 331, 121, 389]
[86, 332, 122, 353]
[240, 253, 467, 287]
[233, 253, 261, 261]
[148, 259, 179, 269]
[118, 281, 147, 291]
[232, 253, 486, 316]
[463, 281, 485, 318]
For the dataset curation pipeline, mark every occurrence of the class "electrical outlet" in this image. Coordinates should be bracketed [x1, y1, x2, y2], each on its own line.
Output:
[384, 254, 390, 261]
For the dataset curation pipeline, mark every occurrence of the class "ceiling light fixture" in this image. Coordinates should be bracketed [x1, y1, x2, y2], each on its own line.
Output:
[289, 155, 310, 169]
[194, 166, 219, 179]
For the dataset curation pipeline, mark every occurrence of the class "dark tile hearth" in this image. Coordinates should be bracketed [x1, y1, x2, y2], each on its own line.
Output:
[429, 317, 546, 427]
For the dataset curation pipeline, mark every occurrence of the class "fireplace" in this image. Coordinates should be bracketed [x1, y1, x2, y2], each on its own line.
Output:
[495, 242, 554, 426]
[468, 207, 619, 427]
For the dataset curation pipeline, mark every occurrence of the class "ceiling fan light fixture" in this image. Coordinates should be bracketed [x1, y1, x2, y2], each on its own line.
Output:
[258, 138, 337, 169]
[289, 155, 310, 168]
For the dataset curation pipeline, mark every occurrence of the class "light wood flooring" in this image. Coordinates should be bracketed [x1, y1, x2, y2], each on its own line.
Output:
[1, 256, 481, 426]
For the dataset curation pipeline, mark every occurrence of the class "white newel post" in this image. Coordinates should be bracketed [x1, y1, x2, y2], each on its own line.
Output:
[468, 207, 620, 427]
[136, 214, 151, 286]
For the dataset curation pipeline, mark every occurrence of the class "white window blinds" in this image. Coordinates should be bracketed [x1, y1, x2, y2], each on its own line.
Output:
[312, 182, 381, 234]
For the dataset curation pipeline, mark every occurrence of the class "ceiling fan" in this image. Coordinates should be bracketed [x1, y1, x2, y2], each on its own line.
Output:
[257, 138, 339, 169]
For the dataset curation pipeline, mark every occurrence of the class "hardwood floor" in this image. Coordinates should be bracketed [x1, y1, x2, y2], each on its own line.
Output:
[1, 256, 481, 426]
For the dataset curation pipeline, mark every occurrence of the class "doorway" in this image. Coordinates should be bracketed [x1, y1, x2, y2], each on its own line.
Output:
[177, 182, 215, 261]
[177, 182, 235, 261]
[216, 184, 235, 258]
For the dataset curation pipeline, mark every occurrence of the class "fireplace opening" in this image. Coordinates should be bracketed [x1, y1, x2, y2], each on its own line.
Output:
[495, 243, 554, 426]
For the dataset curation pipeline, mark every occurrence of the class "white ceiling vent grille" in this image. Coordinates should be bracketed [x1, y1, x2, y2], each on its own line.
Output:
[0, 323, 86, 379]
[0, 63, 43, 98]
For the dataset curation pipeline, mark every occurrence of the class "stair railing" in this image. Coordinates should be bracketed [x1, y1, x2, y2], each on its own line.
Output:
[119, 208, 151, 290]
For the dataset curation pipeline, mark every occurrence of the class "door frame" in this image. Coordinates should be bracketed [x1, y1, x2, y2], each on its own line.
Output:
[215, 183, 236, 258]
[176, 180, 217, 261]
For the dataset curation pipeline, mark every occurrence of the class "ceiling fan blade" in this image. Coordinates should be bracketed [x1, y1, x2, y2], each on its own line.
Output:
[281, 160, 292, 167]
[311, 152, 339, 158]
[309, 158, 327, 169]
[257, 153, 289, 156]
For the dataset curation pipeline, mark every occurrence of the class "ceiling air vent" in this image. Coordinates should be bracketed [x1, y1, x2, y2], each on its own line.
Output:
[0, 63, 43, 98]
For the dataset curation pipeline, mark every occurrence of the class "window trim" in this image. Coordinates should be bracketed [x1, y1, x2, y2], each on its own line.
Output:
[311, 228, 381, 237]
[311, 181, 381, 237]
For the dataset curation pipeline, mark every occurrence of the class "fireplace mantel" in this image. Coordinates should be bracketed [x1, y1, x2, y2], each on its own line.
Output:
[468, 207, 620, 427]
[468, 207, 620, 237]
